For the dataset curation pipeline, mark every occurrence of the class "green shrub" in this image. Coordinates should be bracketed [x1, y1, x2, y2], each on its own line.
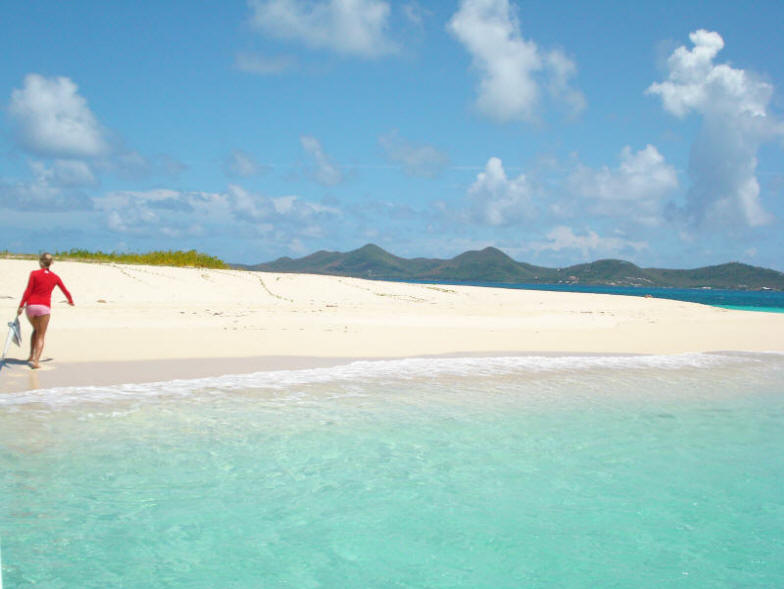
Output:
[50, 249, 228, 268]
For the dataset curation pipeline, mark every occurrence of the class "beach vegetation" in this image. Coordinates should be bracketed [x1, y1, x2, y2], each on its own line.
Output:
[57, 249, 229, 268]
[1, 249, 228, 269]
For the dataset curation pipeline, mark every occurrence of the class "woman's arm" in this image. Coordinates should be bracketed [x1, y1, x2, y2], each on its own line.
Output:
[56, 276, 74, 305]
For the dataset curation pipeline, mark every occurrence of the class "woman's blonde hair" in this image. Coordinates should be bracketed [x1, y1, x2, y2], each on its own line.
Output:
[39, 252, 53, 268]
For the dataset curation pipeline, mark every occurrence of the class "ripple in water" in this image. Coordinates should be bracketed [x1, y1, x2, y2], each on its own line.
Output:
[1, 353, 783, 587]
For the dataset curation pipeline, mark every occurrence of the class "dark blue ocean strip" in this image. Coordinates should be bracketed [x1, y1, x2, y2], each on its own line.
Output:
[389, 279, 784, 312]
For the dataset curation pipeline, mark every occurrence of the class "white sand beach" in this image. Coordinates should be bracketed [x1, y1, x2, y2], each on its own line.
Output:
[1, 258, 783, 392]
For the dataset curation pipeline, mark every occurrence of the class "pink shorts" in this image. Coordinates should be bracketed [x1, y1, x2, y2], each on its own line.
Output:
[26, 304, 51, 317]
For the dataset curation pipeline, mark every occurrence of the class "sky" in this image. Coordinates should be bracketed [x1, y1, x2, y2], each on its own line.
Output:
[1, 0, 783, 270]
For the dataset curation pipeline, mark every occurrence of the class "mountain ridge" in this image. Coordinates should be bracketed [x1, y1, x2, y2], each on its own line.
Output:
[238, 244, 784, 290]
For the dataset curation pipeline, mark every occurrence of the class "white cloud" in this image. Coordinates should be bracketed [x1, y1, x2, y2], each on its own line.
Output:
[379, 130, 449, 178]
[402, 2, 426, 27]
[234, 52, 297, 75]
[647, 29, 783, 227]
[7, 74, 187, 187]
[271, 194, 338, 217]
[102, 150, 186, 180]
[228, 184, 339, 223]
[36, 159, 97, 188]
[227, 184, 273, 222]
[0, 159, 96, 210]
[0, 176, 59, 211]
[94, 189, 231, 235]
[272, 195, 298, 215]
[567, 145, 678, 225]
[531, 226, 648, 259]
[95, 188, 187, 208]
[447, 0, 539, 122]
[467, 157, 534, 225]
[225, 150, 263, 177]
[301, 136, 344, 186]
[545, 49, 587, 118]
[288, 238, 307, 254]
[647, 31, 764, 118]
[8, 74, 109, 158]
[247, 0, 396, 58]
[92, 184, 342, 247]
[447, 0, 584, 123]
[227, 185, 340, 241]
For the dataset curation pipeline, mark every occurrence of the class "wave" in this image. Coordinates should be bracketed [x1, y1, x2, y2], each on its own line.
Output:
[2, 351, 782, 408]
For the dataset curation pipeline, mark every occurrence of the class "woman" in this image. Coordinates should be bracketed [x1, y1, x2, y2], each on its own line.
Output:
[17, 252, 74, 368]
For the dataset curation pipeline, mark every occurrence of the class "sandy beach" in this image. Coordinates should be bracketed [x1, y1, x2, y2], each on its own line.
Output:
[1, 258, 783, 392]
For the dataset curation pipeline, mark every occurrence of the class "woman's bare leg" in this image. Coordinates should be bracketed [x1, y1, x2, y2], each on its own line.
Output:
[26, 313, 36, 362]
[29, 314, 50, 368]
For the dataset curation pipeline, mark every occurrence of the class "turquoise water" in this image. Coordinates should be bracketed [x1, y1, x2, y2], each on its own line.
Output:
[400, 280, 784, 312]
[716, 305, 784, 313]
[2, 354, 784, 587]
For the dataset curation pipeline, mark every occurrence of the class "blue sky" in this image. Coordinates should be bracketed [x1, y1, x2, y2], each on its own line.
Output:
[1, 0, 783, 269]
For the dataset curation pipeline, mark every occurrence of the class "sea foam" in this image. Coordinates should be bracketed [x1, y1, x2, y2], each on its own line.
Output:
[2, 351, 782, 408]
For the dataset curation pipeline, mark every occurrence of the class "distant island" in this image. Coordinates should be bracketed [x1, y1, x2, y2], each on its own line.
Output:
[241, 244, 784, 291]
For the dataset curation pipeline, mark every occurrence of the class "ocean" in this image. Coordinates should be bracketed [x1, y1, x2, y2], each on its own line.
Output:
[2, 353, 783, 587]
[399, 280, 784, 313]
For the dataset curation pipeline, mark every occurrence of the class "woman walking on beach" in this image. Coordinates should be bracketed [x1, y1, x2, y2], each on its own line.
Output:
[17, 252, 74, 369]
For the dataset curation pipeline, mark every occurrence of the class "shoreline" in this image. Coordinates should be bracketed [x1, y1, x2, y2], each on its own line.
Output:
[3, 259, 784, 393]
[1, 351, 642, 394]
[2, 350, 780, 395]
[0, 355, 356, 393]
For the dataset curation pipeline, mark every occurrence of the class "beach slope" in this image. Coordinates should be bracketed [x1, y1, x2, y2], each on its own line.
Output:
[2, 259, 783, 390]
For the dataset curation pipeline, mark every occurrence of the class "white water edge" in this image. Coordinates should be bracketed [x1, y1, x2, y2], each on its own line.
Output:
[1, 351, 782, 408]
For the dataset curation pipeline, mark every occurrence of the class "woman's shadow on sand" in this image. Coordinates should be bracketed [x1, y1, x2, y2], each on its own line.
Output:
[0, 357, 53, 369]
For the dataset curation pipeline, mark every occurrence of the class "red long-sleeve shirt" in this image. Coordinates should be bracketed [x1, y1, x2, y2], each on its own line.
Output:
[19, 268, 74, 308]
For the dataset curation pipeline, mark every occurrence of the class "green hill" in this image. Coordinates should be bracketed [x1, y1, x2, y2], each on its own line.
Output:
[418, 247, 543, 282]
[241, 244, 784, 290]
[641, 262, 784, 289]
[257, 244, 441, 278]
[557, 259, 656, 286]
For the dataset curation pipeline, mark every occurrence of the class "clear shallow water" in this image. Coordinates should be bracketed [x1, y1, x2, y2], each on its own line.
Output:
[2, 353, 784, 588]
